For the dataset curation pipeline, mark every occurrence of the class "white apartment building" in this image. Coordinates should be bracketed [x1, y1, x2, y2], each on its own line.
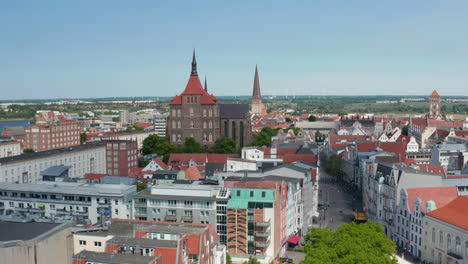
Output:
[0, 182, 136, 224]
[153, 113, 167, 137]
[0, 141, 21, 158]
[396, 186, 459, 258]
[422, 197, 468, 264]
[0, 144, 106, 183]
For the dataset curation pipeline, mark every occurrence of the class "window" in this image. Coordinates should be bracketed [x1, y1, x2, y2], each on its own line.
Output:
[261, 191, 266, 198]
[455, 236, 461, 254]
[250, 191, 254, 197]
[447, 234, 451, 250]
[432, 228, 435, 243]
[237, 190, 241, 197]
[169, 200, 176, 206]
[439, 230, 443, 247]
[184, 201, 193, 207]
[114, 209, 119, 215]
[94, 241, 102, 247]
[79, 240, 86, 246]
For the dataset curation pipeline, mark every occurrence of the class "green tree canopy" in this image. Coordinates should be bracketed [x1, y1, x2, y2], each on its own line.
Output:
[209, 137, 238, 154]
[142, 134, 176, 162]
[315, 130, 325, 142]
[183, 137, 203, 153]
[23, 148, 35, 153]
[326, 155, 345, 180]
[401, 126, 408, 136]
[302, 221, 397, 264]
[243, 256, 261, 264]
[80, 132, 87, 144]
[308, 115, 317, 122]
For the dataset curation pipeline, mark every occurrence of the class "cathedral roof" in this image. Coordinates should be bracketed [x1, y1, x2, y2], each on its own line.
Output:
[252, 65, 262, 100]
[430, 90, 440, 97]
[170, 51, 218, 105]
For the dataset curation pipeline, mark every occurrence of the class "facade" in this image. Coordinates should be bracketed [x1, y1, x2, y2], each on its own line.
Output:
[153, 113, 167, 137]
[227, 187, 277, 263]
[119, 109, 129, 125]
[429, 90, 442, 119]
[0, 144, 106, 183]
[251, 65, 267, 116]
[104, 139, 138, 176]
[422, 197, 468, 264]
[430, 143, 468, 172]
[73, 219, 220, 264]
[102, 130, 156, 150]
[167, 52, 251, 147]
[132, 184, 230, 244]
[362, 161, 444, 240]
[0, 141, 21, 158]
[0, 182, 135, 224]
[0, 222, 75, 264]
[396, 186, 459, 258]
[25, 121, 80, 152]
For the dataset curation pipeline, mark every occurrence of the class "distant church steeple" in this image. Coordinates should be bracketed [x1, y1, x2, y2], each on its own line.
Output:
[191, 49, 198, 76]
[252, 65, 261, 100]
[251, 65, 267, 115]
[204, 76, 208, 92]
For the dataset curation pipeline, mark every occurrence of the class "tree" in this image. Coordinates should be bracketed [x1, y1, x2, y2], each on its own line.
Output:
[401, 126, 408, 136]
[249, 131, 272, 147]
[183, 137, 203, 153]
[142, 134, 176, 163]
[126, 123, 144, 132]
[243, 256, 261, 264]
[209, 137, 238, 154]
[138, 159, 150, 168]
[226, 253, 232, 264]
[135, 182, 147, 192]
[315, 130, 325, 142]
[80, 132, 87, 144]
[308, 115, 317, 122]
[285, 117, 292, 123]
[302, 221, 397, 264]
[326, 155, 344, 181]
[23, 148, 35, 153]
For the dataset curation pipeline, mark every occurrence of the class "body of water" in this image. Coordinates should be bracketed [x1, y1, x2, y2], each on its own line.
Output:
[0, 120, 31, 132]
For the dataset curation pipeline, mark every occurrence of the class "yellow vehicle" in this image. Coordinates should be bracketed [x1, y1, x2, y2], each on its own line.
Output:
[353, 212, 367, 223]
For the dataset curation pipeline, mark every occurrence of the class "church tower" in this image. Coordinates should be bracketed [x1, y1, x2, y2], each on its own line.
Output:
[251, 65, 267, 115]
[429, 90, 441, 119]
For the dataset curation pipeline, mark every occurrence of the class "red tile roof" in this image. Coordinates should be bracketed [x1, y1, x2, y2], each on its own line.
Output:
[184, 165, 202, 180]
[84, 173, 108, 181]
[415, 164, 445, 175]
[426, 196, 468, 229]
[136, 122, 153, 128]
[430, 90, 440, 97]
[153, 158, 169, 170]
[283, 154, 318, 164]
[406, 186, 458, 213]
[169, 75, 217, 105]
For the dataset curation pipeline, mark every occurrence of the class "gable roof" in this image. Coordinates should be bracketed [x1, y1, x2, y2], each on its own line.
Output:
[184, 166, 203, 180]
[153, 158, 169, 170]
[169, 75, 218, 105]
[406, 186, 458, 213]
[426, 196, 468, 229]
[430, 90, 440, 97]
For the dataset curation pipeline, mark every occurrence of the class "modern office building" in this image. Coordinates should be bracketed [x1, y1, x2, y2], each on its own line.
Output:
[104, 139, 138, 176]
[0, 144, 106, 183]
[0, 182, 136, 224]
[132, 184, 230, 244]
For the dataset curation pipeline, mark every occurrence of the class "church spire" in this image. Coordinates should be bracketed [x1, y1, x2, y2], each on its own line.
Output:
[204, 76, 208, 92]
[252, 65, 261, 99]
[191, 49, 198, 76]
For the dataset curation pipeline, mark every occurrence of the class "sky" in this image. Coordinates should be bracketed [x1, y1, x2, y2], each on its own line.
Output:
[1, 0, 467, 99]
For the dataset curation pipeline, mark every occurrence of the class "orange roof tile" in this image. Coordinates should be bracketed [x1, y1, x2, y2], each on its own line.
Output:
[406, 186, 458, 213]
[426, 196, 468, 229]
[184, 165, 202, 180]
[430, 90, 440, 97]
[170, 75, 217, 105]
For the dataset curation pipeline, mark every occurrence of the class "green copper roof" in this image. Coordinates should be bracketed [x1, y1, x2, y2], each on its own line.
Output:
[227, 188, 275, 209]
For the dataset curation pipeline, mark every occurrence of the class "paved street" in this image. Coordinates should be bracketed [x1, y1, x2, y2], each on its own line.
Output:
[317, 168, 363, 230]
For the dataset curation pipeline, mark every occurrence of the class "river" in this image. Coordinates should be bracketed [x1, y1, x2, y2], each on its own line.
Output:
[0, 120, 31, 132]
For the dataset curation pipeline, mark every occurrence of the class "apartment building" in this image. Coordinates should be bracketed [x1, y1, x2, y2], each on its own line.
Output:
[153, 113, 167, 137]
[73, 219, 220, 264]
[0, 182, 135, 224]
[0, 141, 21, 158]
[102, 130, 156, 151]
[132, 184, 230, 244]
[104, 139, 138, 176]
[0, 144, 106, 183]
[422, 197, 468, 264]
[25, 121, 80, 152]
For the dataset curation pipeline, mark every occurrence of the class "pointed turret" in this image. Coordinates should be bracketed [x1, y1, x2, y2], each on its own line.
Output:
[252, 65, 261, 100]
[191, 49, 198, 76]
[204, 76, 208, 92]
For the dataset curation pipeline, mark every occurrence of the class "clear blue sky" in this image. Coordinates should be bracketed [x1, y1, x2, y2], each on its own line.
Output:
[1, 0, 467, 99]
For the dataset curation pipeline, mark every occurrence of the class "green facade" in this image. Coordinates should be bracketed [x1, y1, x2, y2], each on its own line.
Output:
[227, 188, 275, 209]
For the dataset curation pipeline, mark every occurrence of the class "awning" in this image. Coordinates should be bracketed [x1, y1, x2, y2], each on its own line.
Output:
[287, 235, 301, 244]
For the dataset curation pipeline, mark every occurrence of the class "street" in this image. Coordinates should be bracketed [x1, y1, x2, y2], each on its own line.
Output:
[317, 168, 363, 230]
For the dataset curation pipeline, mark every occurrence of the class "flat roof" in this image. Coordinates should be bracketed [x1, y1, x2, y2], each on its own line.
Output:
[73, 251, 160, 264]
[0, 143, 105, 164]
[0, 182, 135, 197]
[0, 221, 61, 241]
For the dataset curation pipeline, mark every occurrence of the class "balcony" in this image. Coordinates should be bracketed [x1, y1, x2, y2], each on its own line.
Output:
[0, 196, 90, 206]
[255, 231, 269, 238]
[255, 220, 271, 227]
[165, 214, 177, 222]
[255, 239, 270, 248]
[181, 215, 193, 222]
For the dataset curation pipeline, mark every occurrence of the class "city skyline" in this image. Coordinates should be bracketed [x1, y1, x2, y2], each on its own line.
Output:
[1, 1, 468, 99]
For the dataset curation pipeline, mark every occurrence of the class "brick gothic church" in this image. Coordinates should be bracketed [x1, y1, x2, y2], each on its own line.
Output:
[167, 51, 251, 147]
